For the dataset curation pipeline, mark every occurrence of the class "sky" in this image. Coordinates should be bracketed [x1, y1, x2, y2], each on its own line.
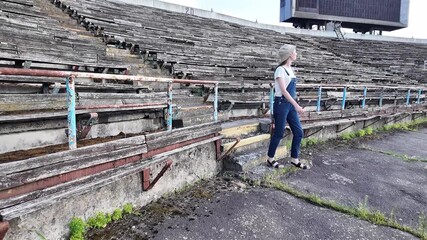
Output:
[161, 0, 427, 39]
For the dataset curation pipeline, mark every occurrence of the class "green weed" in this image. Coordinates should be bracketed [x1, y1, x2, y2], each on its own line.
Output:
[301, 138, 320, 147]
[342, 132, 356, 140]
[112, 209, 123, 221]
[340, 118, 427, 141]
[357, 129, 366, 137]
[69, 203, 136, 240]
[87, 212, 110, 229]
[69, 217, 86, 240]
[419, 213, 427, 238]
[123, 203, 134, 215]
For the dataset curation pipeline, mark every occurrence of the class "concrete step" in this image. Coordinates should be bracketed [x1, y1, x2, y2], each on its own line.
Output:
[174, 105, 228, 127]
[220, 118, 270, 139]
[220, 117, 290, 171]
[224, 143, 288, 171]
[182, 113, 215, 127]
[175, 105, 213, 119]
[222, 134, 271, 154]
[175, 105, 214, 127]
[220, 122, 259, 138]
[174, 96, 207, 107]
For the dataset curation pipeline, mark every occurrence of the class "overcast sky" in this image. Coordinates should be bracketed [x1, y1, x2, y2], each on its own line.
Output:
[162, 0, 426, 39]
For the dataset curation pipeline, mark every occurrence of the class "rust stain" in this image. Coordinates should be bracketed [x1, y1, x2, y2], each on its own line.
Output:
[0, 221, 9, 240]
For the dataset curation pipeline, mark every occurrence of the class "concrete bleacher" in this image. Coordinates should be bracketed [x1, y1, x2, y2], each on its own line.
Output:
[49, 0, 427, 121]
[53, 0, 427, 87]
[314, 37, 427, 84]
[0, 4, 217, 239]
[0, 0, 216, 154]
[0, 0, 130, 69]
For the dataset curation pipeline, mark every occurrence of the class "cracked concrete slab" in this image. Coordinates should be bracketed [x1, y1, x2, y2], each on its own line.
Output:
[279, 129, 427, 229]
[362, 129, 427, 160]
[87, 128, 426, 240]
[153, 189, 415, 240]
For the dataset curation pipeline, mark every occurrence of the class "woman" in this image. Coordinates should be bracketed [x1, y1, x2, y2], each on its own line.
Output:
[267, 44, 310, 169]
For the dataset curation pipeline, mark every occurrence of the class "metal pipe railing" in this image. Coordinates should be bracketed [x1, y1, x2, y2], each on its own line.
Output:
[300, 83, 426, 91]
[341, 86, 347, 110]
[214, 83, 219, 122]
[268, 83, 426, 115]
[269, 83, 274, 116]
[75, 103, 166, 110]
[0, 68, 217, 84]
[0, 68, 219, 149]
[66, 76, 77, 150]
[362, 86, 367, 109]
[316, 86, 322, 112]
[406, 89, 411, 106]
[167, 81, 173, 132]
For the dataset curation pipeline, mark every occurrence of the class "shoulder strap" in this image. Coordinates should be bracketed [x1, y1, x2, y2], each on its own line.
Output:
[281, 66, 290, 76]
[274, 66, 290, 77]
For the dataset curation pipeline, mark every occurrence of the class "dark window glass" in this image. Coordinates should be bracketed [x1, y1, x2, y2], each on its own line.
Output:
[302, 0, 402, 22]
[297, 0, 318, 9]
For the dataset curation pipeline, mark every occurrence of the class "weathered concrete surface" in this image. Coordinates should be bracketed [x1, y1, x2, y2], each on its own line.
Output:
[88, 177, 416, 240]
[363, 128, 427, 160]
[154, 189, 415, 240]
[4, 142, 220, 240]
[0, 118, 161, 154]
[224, 145, 288, 172]
[280, 129, 427, 229]
[86, 128, 426, 240]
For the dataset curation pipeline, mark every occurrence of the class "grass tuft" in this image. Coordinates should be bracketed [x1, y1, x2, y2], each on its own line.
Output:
[68, 203, 137, 240]
[69, 217, 86, 240]
[419, 213, 427, 238]
[112, 209, 123, 221]
[340, 118, 427, 141]
[123, 203, 134, 215]
[87, 212, 110, 229]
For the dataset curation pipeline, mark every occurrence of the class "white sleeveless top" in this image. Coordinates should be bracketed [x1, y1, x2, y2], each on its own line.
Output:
[274, 66, 295, 97]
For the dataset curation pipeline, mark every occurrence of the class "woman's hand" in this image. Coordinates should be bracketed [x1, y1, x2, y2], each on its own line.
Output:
[296, 105, 305, 114]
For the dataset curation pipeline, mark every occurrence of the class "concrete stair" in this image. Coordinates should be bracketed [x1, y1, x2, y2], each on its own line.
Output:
[220, 118, 289, 171]
[174, 105, 226, 127]
[171, 88, 225, 127]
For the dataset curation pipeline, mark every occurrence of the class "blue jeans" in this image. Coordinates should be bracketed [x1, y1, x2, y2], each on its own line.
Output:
[267, 97, 303, 159]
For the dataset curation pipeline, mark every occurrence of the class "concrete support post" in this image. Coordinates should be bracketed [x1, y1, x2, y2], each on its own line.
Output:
[379, 88, 384, 108]
[417, 89, 422, 104]
[66, 76, 77, 150]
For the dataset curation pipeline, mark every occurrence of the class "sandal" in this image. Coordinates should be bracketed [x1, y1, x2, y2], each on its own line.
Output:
[267, 160, 284, 169]
[290, 160, 311, 169]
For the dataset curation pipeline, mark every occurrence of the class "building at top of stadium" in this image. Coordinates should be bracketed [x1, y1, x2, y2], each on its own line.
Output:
[280, 0, 409, 34]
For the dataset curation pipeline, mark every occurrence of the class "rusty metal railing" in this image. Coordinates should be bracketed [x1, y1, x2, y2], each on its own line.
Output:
[0, 68, 219, 150]
[269, 83, 425, 114]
